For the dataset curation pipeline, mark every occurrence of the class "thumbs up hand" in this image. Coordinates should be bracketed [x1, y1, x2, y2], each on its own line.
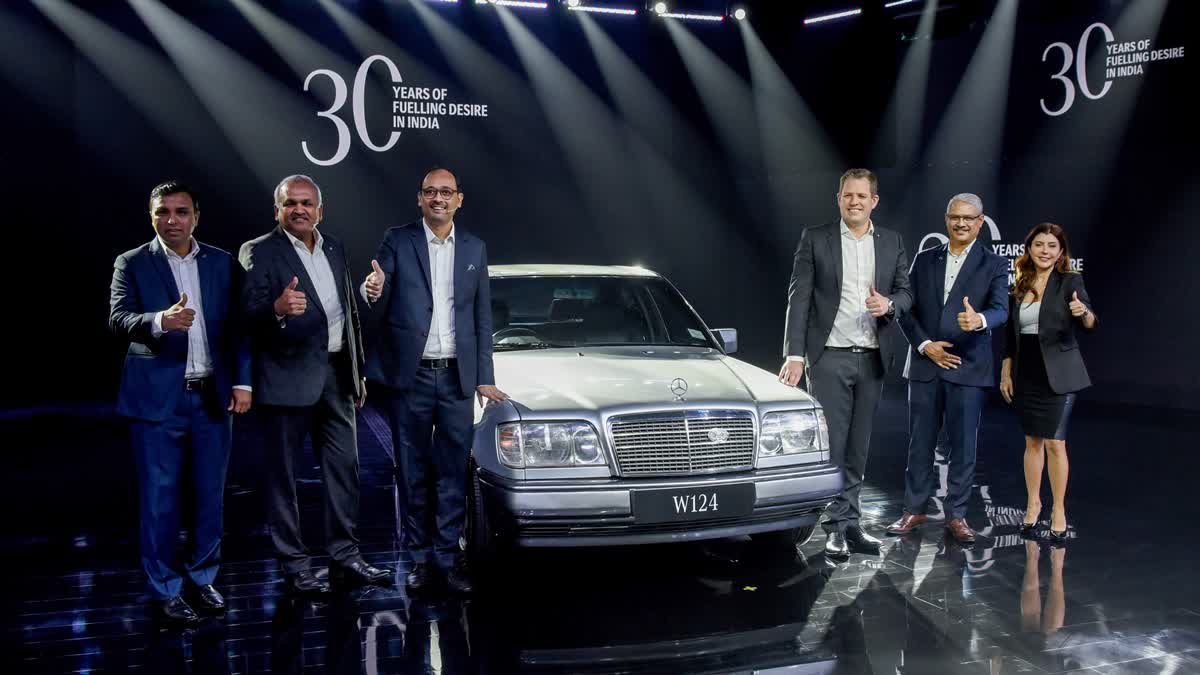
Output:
[364, 259, 385, 302]
[162, 292, 196, 332]
[865, 285, 892, 318]
[273, 276, 307, 317]
[1068, 290, 1088, 317]
[957, 296, 982, 331]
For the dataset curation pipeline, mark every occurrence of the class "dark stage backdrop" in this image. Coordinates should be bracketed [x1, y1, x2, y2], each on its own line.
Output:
[0, 0, 1196, 411]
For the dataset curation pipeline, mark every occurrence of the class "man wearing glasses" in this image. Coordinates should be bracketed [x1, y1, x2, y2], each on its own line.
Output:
[360, 167, 508, 593]
[886, 194, 1009, 545]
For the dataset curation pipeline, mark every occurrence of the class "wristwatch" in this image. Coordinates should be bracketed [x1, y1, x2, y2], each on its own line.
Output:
[886, 299, 896, 317]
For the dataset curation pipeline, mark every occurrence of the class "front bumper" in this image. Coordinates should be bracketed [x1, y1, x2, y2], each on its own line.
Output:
[479, 463, 842, 547]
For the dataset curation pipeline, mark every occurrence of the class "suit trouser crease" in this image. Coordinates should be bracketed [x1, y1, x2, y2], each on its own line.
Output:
[395, 366, 473, 569]
[904, 379, 984, 519]
[131, 389, 231, 599]
[809, 351, 884, 533]
[263, 357, 361, 574]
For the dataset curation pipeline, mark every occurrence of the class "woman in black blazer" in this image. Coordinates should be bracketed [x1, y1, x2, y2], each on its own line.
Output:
[1000, 223, 1097, 544]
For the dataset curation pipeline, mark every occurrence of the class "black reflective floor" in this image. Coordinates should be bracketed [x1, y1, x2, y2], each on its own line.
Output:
[7, 391, 1200, 674]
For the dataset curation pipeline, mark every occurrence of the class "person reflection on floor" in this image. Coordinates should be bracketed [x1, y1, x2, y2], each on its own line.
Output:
[403, 595, 474, 674]
[270, 593, 364, 674]
[144, 619, 230, 675]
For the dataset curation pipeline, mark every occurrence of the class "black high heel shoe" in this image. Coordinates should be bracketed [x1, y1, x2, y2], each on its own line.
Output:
[1048, 528, 1068, 546]
[1048, 509, 1068, 546]
[1020, 503, 1041, 539]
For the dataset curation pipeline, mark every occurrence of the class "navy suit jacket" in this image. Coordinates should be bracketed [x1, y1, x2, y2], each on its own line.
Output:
[109, 238, 251, 421]
[238, 226, 366, 407]
[900, 241, 1009, 387]
[364, 221, 495, 397]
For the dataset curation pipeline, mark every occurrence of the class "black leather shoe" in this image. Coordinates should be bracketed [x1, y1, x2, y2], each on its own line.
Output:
[284, 570, 331, 596]
[190, 584, 226, 614]
[157, 596, 200, 624]
[1019, 523, 1037, 539]
[844, 526, 882, 554]
[406, 563, 434, 592]
[444, 561, 474, 595]
[331, 559, 394, 587]
[824, 531, 850, 558]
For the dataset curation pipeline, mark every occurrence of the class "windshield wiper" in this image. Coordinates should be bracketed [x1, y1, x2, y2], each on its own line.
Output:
[493, 341, 574, 351]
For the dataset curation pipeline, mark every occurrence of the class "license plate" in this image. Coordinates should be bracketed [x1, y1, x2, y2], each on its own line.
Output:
[632, 483, 755, 524]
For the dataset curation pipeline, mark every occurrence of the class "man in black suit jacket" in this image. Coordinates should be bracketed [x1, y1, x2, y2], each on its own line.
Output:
[360, 167, 508, 594]
[780, 169, 913, 558]
[239, 174, 392, 594]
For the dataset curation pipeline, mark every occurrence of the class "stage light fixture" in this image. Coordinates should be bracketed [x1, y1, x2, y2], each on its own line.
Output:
[731, 6, 747, 21]
[653, 2, 667, 14]
[884, 0, 918, 7]
[803, 7, 862, 25]
[476, 0, 550, 8]
[660, 12, 723, 21]
[568, 2, 639, 15]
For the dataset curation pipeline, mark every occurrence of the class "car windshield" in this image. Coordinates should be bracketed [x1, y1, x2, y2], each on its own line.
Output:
[490, 276, 718, 351]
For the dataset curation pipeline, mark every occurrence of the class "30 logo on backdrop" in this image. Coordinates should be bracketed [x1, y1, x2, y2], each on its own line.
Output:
[920, 217, 1083, 285]
[302, 55, 491, 166]
[1040, 21, 1186, 117]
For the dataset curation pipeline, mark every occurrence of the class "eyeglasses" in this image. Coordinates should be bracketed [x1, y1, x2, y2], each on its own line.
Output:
[421, 187, 459, 200]
[945, 214, 981, 224]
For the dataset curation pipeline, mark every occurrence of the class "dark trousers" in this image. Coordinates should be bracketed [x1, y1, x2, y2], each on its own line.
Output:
[130, 388, 231, 599]
[904, 378, 986, 519]
[808, 350, 885, 534]
[260, 356, 360, 574]
[390, 364, 473, 570]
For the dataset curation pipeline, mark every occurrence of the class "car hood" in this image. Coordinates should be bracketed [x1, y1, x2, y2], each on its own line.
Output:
[493, 346, 817, 414]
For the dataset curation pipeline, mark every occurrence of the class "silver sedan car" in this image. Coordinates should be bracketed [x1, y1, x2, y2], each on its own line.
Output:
[467, 265, 842, 560]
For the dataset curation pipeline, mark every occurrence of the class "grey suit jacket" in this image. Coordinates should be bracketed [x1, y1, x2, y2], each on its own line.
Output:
[783, 222, 914, 372]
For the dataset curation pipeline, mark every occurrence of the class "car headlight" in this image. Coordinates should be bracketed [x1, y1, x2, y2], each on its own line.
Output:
[759, 409, 829, 456]
[497, 421, 605, 469]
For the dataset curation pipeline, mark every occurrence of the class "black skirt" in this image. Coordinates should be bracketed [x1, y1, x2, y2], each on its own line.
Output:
[1015, 334, 1076, 440]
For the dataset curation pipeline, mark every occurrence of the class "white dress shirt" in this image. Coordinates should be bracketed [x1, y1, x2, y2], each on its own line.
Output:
[826, 219, 880, 350]
[152, 237, 212, 379]
[917, 238, 988, 354]
[422, 220, 457, 359]
[151, 238, 249, 391]
[283, 228, 345, 353]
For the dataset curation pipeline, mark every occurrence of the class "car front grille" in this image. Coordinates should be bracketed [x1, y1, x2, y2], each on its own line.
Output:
[608, 410, 756, 477]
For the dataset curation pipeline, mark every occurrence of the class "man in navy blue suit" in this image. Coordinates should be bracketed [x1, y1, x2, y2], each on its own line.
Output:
[109, 180, 251, 623]
[886, 193, 1009, 545]
[361, 167, 508, 594]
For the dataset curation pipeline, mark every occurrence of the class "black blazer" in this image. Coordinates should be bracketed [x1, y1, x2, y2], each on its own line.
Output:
[1004, 269, 1096, 394]
[783, 222, 914, 372]
[239, 226, 366, 406]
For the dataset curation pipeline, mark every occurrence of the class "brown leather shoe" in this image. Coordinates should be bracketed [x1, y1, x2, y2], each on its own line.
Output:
[885, 513, 928, 535]
[945, 518, 976, 544]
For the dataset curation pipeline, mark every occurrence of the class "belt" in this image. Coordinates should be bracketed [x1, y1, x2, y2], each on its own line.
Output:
[184, 377, 212, 392]
[419, 357, 457, 370]
[825, 346, 879, 354]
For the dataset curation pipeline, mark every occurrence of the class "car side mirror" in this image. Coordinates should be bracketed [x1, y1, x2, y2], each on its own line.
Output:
[713, 328, 738, 354]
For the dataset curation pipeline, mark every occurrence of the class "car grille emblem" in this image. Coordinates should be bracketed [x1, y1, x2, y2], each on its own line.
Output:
[670, 378, 688, 400]
[707, 428, 729, 443]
